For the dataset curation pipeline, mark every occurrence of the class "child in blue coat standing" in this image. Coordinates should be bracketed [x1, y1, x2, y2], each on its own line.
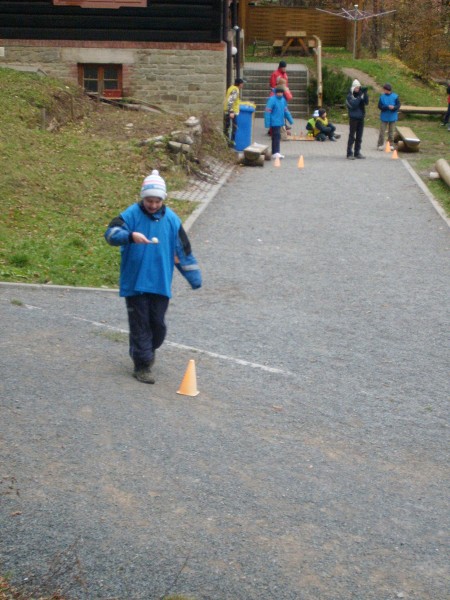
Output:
[104, 170, 202, 383]
[377, 83, 401, 150]
[264, 88, 294, 159]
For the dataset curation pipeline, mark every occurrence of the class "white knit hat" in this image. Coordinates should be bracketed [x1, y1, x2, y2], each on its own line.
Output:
[140, 169, 167, 200]
[351, 79, 361, 93]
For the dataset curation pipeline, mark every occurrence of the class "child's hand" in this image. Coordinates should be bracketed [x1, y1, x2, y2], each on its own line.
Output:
[132, 232, 151, 244]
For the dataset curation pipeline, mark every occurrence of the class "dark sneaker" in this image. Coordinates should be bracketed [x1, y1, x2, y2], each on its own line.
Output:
[133, 368, 155, 384]
[347, 155, 355, 160]
[330, 137, 337, 141]
[355, 154, 366, 159]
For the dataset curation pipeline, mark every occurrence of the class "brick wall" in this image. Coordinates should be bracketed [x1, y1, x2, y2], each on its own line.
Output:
[0, 40, 227, 116]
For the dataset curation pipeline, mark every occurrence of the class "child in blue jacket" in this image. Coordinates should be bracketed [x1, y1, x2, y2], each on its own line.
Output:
[377, 83, 401, 150]
[264, 88, 294, 159]
[105, 170, 202, 383]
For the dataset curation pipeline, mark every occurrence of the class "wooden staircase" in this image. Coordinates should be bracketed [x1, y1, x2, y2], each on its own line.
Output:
[241, 62, 309, 119]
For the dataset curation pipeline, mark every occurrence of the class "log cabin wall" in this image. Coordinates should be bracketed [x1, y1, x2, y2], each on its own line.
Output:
[0, 0, 227, 115]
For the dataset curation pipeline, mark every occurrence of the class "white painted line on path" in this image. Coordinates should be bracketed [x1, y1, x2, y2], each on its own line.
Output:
[165, 340, 292, 375]
[20, 305, 293, 377]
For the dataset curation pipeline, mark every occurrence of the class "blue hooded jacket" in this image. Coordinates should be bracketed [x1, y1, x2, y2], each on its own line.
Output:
[378, 92, 400, 122]
[104, 202, 201, 297]
[264, 94, 293, 128]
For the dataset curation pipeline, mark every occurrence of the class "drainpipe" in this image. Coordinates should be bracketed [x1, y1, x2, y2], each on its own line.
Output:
[231, 0, 237, 27]
[226, 40, 233, 89]
[231, 0, 240, 80]
[233, 24, 241, 80]
[224, 0, 232, 88]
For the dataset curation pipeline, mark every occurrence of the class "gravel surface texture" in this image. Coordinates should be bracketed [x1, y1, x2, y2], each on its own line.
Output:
[1, 122, 449, 600]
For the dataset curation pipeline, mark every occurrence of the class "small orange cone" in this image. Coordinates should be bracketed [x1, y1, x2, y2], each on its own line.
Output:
[391, 149, 399, 160]
[298, 155, 304, 169]
[274, 155, 281, 167]
[385, 141, 391, 153]
[177, 359, 199, 396]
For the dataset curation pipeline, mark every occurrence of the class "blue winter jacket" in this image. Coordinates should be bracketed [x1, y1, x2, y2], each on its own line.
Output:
[264, 94, 293, 128]
[378, 92, 400, 122]
[104, 202, 202, 297]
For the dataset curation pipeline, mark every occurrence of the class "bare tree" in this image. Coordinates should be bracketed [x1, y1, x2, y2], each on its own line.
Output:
[388, 0, 449, 78]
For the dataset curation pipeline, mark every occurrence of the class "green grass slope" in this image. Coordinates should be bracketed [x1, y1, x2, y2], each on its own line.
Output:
[0, 68, 228, 288]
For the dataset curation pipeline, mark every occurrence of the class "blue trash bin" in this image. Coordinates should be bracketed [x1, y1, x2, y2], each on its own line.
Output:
[234, 103, 255, 151]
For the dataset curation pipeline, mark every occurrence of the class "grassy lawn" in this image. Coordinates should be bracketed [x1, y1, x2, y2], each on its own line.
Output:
[0, 68, 227, 288]
[246, 48, 450, 214]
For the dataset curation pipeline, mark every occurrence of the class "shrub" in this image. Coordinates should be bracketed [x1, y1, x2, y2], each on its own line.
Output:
[308, 66, 352, 108]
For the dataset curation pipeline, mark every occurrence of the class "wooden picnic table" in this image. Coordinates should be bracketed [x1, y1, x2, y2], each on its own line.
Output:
[281, 30, 308, 56]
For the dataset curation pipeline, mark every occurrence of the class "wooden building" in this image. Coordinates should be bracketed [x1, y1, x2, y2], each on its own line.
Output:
[0, 0, 228, 114]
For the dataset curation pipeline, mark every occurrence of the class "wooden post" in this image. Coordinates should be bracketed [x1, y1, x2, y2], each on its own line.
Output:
[313, 35, 322, 108]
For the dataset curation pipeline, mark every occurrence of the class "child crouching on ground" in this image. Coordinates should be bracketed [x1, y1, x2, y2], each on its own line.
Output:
[313, 108, 337, 141]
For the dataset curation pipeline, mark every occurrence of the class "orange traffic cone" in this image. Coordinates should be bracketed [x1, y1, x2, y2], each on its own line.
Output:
[274, 155, 281, 167]
[391, 149, 399, 160]
[385, 141, 391, 153]
[298, 155, 304, 169]
[177, 359, 199, 396]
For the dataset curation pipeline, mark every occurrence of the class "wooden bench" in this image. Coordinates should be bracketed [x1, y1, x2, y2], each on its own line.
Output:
[251, 39, 272, 56]
[272, 39, 284, 55]
[398, 105, 447, 118]
[395, 125, 421, 152]
[239, 143, 270, 167]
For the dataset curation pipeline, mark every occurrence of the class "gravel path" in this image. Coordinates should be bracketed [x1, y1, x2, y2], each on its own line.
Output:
[1, 123, 449, 600]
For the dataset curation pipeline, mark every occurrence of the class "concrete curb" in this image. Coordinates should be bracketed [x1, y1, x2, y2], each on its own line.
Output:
[0, 281, 118, 292]
[401, 159, 450, 227]
[182, 163, 236, 233]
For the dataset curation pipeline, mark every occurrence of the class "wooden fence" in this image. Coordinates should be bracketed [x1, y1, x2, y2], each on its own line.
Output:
[242, 6, 348, 48]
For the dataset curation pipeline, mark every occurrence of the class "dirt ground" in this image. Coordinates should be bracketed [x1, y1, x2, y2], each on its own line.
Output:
[341, 68, 384, 92]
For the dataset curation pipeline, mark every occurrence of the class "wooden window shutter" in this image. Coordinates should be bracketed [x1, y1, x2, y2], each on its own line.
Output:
[53, 0, 147, 8]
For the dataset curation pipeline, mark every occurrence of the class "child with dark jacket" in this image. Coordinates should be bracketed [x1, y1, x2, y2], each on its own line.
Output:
[346, 79, 369, 159]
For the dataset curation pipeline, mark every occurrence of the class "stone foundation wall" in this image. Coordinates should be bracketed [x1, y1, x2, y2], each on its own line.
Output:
[0, 41, 227, 116]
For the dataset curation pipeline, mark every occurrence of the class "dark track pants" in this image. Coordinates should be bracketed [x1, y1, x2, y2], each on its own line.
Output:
[271, 126, 281, 155]
[223, 113, 238, 145]
[347, 118, 364, 157]
[125, 293, 169, 368]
